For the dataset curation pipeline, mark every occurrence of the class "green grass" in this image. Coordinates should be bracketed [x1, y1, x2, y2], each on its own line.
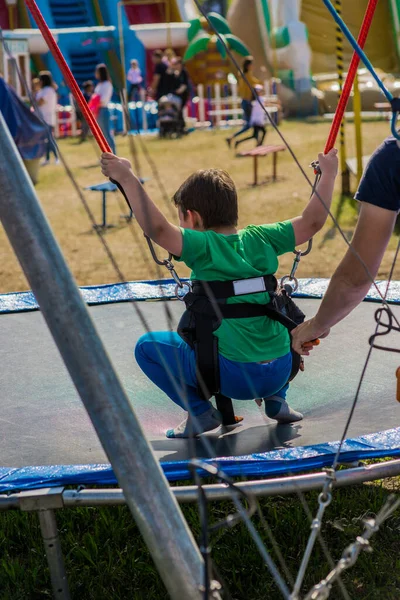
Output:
[1, 119, 400, 292]
[1, 479, 400, 599]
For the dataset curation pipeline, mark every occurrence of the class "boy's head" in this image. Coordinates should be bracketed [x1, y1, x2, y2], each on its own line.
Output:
[173, 169, 238, 231]
[130, 59, 138, 68]
[254, 84, 263, 95]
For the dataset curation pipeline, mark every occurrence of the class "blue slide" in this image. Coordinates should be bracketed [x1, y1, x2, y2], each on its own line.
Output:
[97, 0, 146, 81]
[30, 0, 142, 101]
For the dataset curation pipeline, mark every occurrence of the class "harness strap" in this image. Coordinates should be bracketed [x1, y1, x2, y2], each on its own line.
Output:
[193, 309, 220, 399]
[192, 275, 277, 299]
[185, 295, 297, 331]
[183, 293, 301, 390]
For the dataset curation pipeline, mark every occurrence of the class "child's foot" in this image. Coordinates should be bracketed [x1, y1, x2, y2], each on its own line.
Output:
[225, 137, 231, 149]
[263, 396, 303, 423]
[41, 159, 50, 167]
[166, 407, 222, 439]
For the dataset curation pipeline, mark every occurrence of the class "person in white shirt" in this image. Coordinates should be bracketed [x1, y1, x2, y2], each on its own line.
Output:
[94, 63, 116, 154]
[36, 71, 59, 165]
[126, 59, 143, 102]
[234, 84, 267, 150]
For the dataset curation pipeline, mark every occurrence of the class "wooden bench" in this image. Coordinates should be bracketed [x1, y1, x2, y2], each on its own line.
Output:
[239, 144, 286, 186]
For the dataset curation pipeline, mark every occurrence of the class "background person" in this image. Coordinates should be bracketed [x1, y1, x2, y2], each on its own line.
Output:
[292, 136, 400, 355]
[126, 59, 143, 102]
[32, 77, 41, 101]
[36, 70, 59, 166]
[78, 80, 94, 143]
[226, 56, 262, 149]
[149, 50, 168, 100]
[94, 63, 116, 154]
[172, 57, 190, 133]
[234, 84, 267, 150]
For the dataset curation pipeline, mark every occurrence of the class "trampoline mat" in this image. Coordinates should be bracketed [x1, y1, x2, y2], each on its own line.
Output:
[1, 298, 400, 468]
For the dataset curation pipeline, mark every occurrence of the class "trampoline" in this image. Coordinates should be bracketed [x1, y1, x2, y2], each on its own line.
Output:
[1, 278, 400, 492]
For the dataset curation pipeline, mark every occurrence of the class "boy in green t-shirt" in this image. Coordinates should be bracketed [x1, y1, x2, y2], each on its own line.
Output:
[101, 148, 338, 438]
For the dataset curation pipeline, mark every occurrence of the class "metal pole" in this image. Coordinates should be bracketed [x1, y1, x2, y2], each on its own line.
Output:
[63, 457, 400, 503]
[0, 113, 204, 600]
[38, 510, 71, 600]
[335, 0, 351, 196]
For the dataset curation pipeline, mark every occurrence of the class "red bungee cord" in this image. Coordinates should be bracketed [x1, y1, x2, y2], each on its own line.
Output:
[24, 0, 111, 154]
[324, 0, 379, 153]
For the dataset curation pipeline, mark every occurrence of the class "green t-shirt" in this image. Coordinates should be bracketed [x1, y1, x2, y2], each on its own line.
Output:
[177, 221, 296, 363]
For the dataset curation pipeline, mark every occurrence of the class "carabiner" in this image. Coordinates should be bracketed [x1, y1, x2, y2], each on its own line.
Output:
[280, 275, 299, 293]
[145, 234, 172, 266]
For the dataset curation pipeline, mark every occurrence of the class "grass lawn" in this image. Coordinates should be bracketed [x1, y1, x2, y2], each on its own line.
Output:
[1, 119, 399, 292]
[1, 119, 400, 599]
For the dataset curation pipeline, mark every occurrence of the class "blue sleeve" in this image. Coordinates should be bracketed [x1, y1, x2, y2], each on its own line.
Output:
[355, 139, 400, 212]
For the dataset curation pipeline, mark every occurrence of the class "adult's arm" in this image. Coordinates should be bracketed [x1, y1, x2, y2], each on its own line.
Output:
[292, 202, 397, 354]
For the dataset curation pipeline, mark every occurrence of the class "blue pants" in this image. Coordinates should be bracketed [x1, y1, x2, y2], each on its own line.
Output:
[97, 107, 116, 154]
[135, 332, 291, 416]
[46, 126, 58, 161]
[230, 99, 252, 139]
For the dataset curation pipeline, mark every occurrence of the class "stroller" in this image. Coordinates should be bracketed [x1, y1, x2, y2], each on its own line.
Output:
[157, 94, 183, 138]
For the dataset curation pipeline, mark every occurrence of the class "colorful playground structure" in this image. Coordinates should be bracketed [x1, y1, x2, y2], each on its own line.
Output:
[1, 0, 400, 113]
[1, 0, 197, 97]
[228, 0, 400, 110]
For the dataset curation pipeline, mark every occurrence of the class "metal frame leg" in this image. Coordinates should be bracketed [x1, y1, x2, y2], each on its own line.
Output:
[38, 510, 71, 600]
[272, 152, 278, 181]
[101, 190, 107, 228]
[253, 155, 258, 186]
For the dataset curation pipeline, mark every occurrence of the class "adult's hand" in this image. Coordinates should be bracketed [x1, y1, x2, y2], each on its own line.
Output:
[292, 318, 330, 355]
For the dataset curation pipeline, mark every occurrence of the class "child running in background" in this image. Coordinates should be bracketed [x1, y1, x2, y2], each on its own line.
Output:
[126, 59, 143, 102]
[234, 84, 267, 150]
[100, 148, 338, 438]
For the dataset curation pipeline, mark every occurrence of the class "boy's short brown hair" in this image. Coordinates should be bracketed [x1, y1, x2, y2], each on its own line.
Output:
[173, 169, 238, 229]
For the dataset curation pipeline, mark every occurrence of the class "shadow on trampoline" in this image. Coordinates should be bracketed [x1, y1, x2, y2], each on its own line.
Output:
[153, 423, 303, 462]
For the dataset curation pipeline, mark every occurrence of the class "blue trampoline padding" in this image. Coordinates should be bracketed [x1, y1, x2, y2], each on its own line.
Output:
[1, 428, 400, 492]
[1, 278, 400, 314]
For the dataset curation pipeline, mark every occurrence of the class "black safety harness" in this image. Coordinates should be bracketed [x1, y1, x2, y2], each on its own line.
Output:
[145, 235, 312, 426]
[177, 274, 305, 407]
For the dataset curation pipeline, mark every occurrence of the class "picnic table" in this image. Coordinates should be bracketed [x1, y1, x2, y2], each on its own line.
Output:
[239, 144, 286, 186]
